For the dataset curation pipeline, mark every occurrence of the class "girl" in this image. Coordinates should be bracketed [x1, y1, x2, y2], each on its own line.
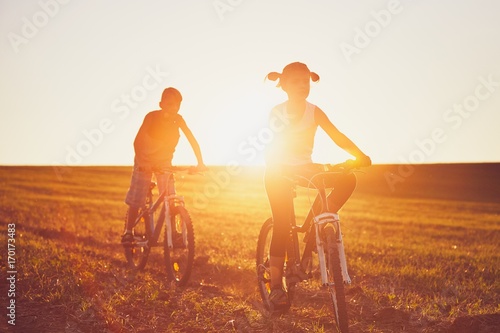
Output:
[264, 62, 371, 311]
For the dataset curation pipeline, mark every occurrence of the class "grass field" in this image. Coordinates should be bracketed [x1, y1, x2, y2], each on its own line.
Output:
[0, 164, 499, 333]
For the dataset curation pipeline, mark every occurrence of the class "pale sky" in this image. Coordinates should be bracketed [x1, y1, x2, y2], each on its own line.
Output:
[1, 0, 499, 167]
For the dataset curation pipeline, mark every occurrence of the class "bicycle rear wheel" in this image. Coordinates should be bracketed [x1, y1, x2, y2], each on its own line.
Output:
[323, 224, 349, 332]
[124, 207, 151, 270]
[163, 205, 194, 286]
[256, 218, 273, 309]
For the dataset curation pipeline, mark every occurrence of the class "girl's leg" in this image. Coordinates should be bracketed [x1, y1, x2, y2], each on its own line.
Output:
[269, 256, 285, 289]
[264, 169, 293, 289]
[326, 173, 357, 212]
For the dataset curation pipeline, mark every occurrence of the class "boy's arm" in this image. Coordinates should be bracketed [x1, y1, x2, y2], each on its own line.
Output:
[315, 107, 371, 165]
[179, 120, 207, 169]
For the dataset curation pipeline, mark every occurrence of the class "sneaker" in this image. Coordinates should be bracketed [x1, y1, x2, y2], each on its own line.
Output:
[268, 286, 290, 313]
[121, 232, 134, 246]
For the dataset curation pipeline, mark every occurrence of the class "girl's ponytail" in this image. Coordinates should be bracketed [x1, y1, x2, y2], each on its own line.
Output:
[265, 71, 282, 87]
[266, 72, 281, 81]
[310, 72, 320, 82]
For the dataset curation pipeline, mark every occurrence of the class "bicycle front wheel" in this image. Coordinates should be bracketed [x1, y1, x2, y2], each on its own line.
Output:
[323, 224, 349, 332]
[124, 207, 151, 270]
[163, 205, 194, 286]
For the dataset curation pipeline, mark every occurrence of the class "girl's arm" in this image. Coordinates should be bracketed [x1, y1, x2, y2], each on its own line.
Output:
[315, 107, 371, 164]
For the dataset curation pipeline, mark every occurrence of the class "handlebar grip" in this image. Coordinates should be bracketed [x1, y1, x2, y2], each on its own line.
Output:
[329, 158, 370, 171]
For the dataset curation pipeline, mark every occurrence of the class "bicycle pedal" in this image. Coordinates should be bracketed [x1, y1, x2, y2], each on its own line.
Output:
[269, 303, 290, 315]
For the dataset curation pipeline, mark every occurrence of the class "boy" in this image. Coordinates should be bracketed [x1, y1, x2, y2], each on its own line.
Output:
[122, 87, 207, 244]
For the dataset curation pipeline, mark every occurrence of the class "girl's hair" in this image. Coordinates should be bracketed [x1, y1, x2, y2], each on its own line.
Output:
[266, 62, 320, 87]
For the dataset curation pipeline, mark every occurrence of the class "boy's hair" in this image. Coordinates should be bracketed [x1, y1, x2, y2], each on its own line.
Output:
[161, 87, 182, 103]
[266, 62, 320, 87]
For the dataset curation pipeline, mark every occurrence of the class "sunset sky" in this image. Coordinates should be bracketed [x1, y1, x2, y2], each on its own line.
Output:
[1, 0, 499, 167]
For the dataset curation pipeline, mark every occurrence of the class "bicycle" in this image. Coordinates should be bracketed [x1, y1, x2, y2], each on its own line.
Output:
[256, 160, 367, 333]
[123, 166, 199, 286]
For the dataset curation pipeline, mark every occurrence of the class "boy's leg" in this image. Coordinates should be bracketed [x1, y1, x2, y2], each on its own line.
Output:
[124, 206, 139, 233]
[123, 166, 151, 243]
[121, 206, 138, 244]
[155, 171, 175, 198]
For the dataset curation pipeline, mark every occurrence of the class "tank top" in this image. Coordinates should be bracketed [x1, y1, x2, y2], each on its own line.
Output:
[133, 111, 184, 167]
[266, 101, 318, 166]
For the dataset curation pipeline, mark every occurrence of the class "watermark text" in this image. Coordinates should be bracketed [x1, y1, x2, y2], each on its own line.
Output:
[6, 223, 17, 326]
[8, 0, 72, 53]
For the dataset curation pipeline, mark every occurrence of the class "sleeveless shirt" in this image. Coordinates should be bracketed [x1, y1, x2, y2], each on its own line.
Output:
[266, 101, 318, 166]
[133, 111, 184, 167]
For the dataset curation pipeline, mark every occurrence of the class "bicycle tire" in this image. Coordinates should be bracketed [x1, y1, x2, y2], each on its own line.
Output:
[323, 224, 349, 332]
[163, 205, 194, 286]
[256, 218, 273, 309]
[124, 207, 151, 270]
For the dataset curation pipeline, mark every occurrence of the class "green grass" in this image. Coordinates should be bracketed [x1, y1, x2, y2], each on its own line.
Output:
[0, 165, 499, 332]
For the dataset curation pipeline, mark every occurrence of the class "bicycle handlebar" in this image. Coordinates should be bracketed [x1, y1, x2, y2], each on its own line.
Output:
[324, 157, 372, 172]
[281, 158, 370, 190]
[165, 165, 208, 175]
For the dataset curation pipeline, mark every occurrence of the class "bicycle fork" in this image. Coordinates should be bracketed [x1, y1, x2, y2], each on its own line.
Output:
[165, 195, 186, 248]
[314, 212, 352, 286]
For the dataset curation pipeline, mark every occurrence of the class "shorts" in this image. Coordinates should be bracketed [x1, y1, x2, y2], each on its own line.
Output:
[125, 165, 176, 208]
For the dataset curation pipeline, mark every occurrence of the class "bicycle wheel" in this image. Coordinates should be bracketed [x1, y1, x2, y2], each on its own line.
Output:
[124, 207, 151, 270]
[256, 218, 273, 309]
[163, 205, 194, 286]
[323, 224, 349, 332]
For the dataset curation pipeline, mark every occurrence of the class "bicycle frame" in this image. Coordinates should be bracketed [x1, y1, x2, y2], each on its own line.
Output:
[286, 177, 352, 287]
[163, 194, 186, 249]
[257, 161, 367, 332]
[124, 165, 199, 286]
[132, 183, 186, 249]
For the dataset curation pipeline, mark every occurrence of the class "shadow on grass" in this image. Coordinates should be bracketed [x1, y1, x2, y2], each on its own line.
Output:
[12, 224, 500, 333]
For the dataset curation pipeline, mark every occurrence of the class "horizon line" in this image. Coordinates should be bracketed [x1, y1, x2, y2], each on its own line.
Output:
[1, 161, 500, 168]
